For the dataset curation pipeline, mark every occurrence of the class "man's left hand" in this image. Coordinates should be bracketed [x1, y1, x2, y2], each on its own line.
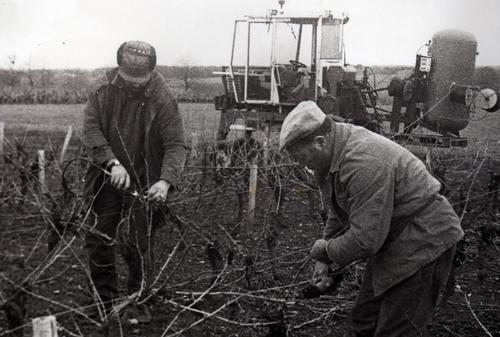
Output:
[147, 180, 171, 203]
[310, 239, 331, 263]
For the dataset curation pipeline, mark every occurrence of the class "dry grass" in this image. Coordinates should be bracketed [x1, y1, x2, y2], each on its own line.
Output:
[0, 103, 220, 140]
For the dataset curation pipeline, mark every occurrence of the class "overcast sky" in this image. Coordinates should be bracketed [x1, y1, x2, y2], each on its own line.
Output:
[1, 0, 499, 69]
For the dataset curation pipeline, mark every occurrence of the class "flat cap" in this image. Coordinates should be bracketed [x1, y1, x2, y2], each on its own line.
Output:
[279, 101, 326, 151]
[117, 40, 156, 84]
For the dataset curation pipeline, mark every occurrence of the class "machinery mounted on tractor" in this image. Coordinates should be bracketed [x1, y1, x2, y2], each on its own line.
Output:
[213, 1, 499, 148]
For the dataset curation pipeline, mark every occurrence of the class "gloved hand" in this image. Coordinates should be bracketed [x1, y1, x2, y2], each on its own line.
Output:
[109, 163, 131, 190]
[300, 260, 344, 299]
[312, 261, 332, 292]
[147, 180, 171, 203]
[310, 239, 331, 263]
[312, 261, 329, 280]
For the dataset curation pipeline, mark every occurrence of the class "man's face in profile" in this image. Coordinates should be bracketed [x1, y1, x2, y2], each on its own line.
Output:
[287, 136, 328, 171]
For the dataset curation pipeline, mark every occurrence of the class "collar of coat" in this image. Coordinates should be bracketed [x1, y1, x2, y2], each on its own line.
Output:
[316, 121, 351, 183]
[329, 122, 352, 174]
[106, 67, 155, 98]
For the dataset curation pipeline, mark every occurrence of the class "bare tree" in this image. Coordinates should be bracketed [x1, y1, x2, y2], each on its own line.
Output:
[26, 67, 35, 89]
[0, 55, 21, 88]
[39, 69, 54, 89]
[173, 56, 202, 91]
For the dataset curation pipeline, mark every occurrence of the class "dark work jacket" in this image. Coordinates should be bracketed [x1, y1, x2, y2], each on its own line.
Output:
[82, 68, 187, 201]
[318, 122, 463, 296]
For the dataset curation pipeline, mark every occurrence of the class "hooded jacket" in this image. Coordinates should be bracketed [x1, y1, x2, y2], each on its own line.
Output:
[82, 68, 187, 200]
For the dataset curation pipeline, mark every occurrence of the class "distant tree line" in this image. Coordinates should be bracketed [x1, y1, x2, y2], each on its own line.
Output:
[0, 65, 224, 104]
[0, 89, 88, 104]
[1, 64, 496, 105]
[0, 68, 95, 104]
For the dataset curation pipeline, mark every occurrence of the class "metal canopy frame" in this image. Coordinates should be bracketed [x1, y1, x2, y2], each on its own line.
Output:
[222, 11, 347, 106]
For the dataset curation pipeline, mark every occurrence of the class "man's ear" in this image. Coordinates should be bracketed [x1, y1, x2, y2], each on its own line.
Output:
[314, 135, 327, 149]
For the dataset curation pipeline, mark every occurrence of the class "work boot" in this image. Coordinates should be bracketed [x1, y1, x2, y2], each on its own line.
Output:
[120, 303, 152, 325]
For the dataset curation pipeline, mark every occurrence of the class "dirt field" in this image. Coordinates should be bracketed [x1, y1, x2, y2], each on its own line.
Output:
[1, 103, 500, 337]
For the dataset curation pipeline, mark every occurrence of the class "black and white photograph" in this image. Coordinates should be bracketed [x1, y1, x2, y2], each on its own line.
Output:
[1, 0, 499, 336]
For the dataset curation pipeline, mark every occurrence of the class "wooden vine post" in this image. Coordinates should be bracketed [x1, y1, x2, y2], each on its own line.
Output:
[247, 163, 258, 225]
[191, 131, 199, 159]
[59, 125, 73, 165]
[262, 124, 270, 167]
[38, 150, 47, 194]
[0, 121, 4, 165]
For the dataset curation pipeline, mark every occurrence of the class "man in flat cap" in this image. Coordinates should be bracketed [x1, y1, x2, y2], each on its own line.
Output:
[82, 40, 187, 322]
[279, 101, 463, 337]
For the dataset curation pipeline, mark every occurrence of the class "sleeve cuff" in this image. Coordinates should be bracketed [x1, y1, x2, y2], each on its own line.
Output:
[323, 225, 349, 240]
[160, 172, 178, 189]
[325, 237, 367, 267]
[87, 145, 115, 166]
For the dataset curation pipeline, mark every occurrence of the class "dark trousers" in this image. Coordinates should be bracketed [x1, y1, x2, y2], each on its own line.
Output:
[85, 185, 160, 305]
[346, 246, 456, 337]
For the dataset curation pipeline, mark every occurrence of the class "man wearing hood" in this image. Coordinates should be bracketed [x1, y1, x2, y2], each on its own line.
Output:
[82, 40, 187, 322]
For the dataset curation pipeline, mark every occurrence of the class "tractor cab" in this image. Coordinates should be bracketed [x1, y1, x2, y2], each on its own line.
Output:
[216, 10, 348, 106]
[214, 10, 353, 139]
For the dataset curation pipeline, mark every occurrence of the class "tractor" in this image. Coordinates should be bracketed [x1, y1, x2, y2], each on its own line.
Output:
[213, 2, 499, 147]
[209, 2, 499, 229]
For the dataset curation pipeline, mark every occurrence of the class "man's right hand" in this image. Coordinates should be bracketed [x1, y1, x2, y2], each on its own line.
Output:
[312, 261, 329, 283]
[312, 261, 333, 292]
[109, 163, 130, 190]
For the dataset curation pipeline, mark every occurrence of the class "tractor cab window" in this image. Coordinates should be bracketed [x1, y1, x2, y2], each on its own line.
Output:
[230, 21, 273, 101]
[246, 23, 273, 100]
[320, 17, 343, 60]
[249, 23, 273, 67]
[232, 21, 248, 68]
[274, 22, 315, 103]
[275, 23, 312, 66]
